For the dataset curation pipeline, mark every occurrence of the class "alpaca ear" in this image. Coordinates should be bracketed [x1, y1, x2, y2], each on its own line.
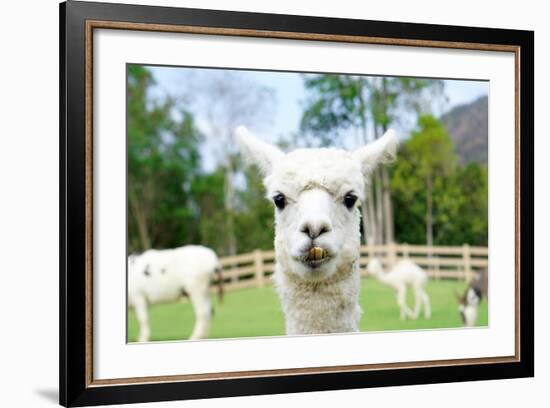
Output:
[353, 129, 399, 177]
[234, 126, 284, 176]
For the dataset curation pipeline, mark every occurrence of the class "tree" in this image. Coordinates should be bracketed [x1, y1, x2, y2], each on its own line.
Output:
[234, 164, 276, 253]
[186, 71, 275, 255]
[190, 168, 227, 254]
[368, 77, 444, 245]
[447, 163, 488, 245]
[392, 121, 488, 247]
[127, 65, 202, 253]
[392, 115, 456, 246]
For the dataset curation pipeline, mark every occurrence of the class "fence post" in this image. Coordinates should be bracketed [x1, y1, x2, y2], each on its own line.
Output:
[254, 249, 265, 287]
[463, 244, 472, 282]
[230, 262, 239, 284]
[426, 245, 433, 272]
[402, 243, 409, 258]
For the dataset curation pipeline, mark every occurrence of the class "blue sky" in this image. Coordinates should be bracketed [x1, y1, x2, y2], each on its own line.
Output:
[147, 65, 488, 170]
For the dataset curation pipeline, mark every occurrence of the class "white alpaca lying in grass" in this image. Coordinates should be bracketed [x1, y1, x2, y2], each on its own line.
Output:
[128, 245, 223, 342]
[366, 258, 431, 320]
[236, 126, 398, 335]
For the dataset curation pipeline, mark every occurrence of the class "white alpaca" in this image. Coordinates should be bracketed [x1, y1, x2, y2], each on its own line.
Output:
[236, 126, 398, 335]
[128, 245, 223, 342]
[366, 258, 431, 320]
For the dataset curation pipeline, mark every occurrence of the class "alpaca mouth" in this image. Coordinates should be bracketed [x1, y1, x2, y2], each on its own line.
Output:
[302, 246, 330, 269]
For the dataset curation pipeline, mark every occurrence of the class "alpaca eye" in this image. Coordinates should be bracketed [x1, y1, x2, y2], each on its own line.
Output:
[343, 192, 357, 209]
[273, 193, 286, 210]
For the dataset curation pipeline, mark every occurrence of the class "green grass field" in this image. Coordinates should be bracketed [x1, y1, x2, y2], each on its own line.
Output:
[128, 278, 488, 342]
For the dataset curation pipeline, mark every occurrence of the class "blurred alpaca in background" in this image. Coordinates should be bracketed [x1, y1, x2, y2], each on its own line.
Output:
[367, 258, 431, 320]
[456, 269, 488, 326]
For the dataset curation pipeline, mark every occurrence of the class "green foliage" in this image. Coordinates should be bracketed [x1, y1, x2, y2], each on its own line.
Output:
[392, 115, 488, 245]
[369, 77, 441, 131]
[187, 162, 275, 256]
[234, 165, 275, 252]
[300, 75, 368, 146]
[127, 65, 277, 256]
[189, 168, 227, 254]
[127, 278, 488, 341]
[406, 115, 457, 178]
[127, 65, 202, 252]
[449, 164, 489, 245]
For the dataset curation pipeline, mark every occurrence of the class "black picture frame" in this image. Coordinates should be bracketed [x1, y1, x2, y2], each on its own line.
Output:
[60, 1, 534, 406]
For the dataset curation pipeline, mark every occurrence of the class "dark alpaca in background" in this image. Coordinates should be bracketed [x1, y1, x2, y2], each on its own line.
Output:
[456, 269, 488, 326]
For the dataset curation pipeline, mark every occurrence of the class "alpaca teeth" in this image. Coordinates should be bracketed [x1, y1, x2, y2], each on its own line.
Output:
[308, 247, 327, 261]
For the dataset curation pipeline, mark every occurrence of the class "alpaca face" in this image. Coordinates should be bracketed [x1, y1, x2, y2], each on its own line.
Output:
[268, 154, 364, 281]
[366, 258, 383, 277]
[235, 126, 398, 282]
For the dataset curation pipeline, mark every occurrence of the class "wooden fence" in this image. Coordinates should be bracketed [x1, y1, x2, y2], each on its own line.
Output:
[215, 244, 488, 293]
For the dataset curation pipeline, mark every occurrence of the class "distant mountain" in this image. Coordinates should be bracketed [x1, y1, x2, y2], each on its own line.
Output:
[441, 95, 488, 165]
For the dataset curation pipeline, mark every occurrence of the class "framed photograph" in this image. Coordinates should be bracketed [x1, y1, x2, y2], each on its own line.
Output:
[60, 1, 534, 406]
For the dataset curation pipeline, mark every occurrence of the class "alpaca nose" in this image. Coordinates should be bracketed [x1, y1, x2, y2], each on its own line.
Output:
[300, 220, 332, 240]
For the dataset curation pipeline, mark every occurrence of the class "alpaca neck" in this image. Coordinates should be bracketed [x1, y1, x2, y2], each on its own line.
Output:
[376, 269, 389, 282]
[375, 267, 395, 288]
[273, 259, 361, 335]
